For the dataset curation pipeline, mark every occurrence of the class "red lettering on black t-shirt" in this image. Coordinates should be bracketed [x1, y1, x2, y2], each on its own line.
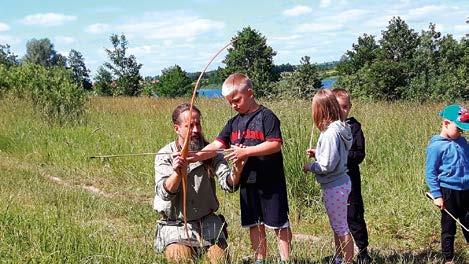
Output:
[230, 129, 265, 142]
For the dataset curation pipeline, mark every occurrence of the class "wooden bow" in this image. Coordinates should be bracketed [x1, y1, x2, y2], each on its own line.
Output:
[178, 40, 235, 234]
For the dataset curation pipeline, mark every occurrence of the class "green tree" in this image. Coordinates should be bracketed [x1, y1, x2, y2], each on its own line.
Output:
[273, 63, 296, 77]
[432, 35, 467, 100]
[103, 34, 143, 96]
[374, 17, 418, 99]
[276, 56, 322, 99]
[0, 44, 18, 67]
[338, 17, 419, 100]
[337, 17, 467, 101]
[68, 49, 92, 91]
[94, 66, 114, 96]
[379, 17, 419, 62]
[336, 34, 378, 75]
[405, 23, 441, 100]
[0, 65, 10, 97]
[22, 38, 66, 67]
[223, 27, 277, 97]
[142, 76, 159, 96]
[156, 65, 192, 97]
[206, 67, 225, 87]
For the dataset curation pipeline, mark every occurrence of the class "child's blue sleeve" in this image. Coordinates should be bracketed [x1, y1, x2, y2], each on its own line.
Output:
[425, 145, 442, 198]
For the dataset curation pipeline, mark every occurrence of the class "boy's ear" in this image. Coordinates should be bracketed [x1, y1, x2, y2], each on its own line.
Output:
[173, 124, 180, 134]
[442, 120, 450, 126]
[247, 88, 254, 98]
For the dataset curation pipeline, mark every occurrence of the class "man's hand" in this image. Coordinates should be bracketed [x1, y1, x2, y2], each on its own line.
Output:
[172, 154, 188, 172]
[303, 163, 312, 173]
[306, 148, 316, 158]
[433, 197, 444, 209]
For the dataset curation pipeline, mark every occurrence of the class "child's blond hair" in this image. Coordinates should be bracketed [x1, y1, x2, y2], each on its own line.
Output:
[312, 89, 343, 131]
[222, 73, 252, 97]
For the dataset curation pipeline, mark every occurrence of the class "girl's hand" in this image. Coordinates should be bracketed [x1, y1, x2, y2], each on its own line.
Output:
[306, 148, 316, 158]
[433, 197, 444, 209]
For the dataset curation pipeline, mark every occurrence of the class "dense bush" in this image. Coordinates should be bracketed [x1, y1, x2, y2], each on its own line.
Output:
[0, 64, 87, 125]
[156, 65, 192, 97]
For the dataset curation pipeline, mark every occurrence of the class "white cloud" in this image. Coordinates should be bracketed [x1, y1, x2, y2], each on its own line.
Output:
[21, 13, 76, 26]
[320, 0, 332, 8]
[332, 9, 368, 22]
[407, 5, 446, 18]
[0, 22, 10, 32]
[117, 14, 224, 40]
[127, 45, 157, 56]
[296, 22, 344, 33]
[283, 5, 312, 17]
[271, 35, 302, 41]
[434, 24, 445, 32]
[55, 36, 76, 45]
[362, 15, 395, 30]
[163, 40, 173, 47]
[85, 23, 111, 34]
[454, 24, 469, 33]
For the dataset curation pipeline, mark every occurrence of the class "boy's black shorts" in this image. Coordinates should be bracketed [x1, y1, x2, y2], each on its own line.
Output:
[239, 178, 290, 228]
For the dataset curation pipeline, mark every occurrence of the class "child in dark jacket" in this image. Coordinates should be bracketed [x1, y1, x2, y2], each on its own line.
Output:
[425, 104, 469, 264]
[333, 88, 371, 263]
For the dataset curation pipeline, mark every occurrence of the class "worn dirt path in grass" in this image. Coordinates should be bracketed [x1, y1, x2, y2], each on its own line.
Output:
[0, 154, 152, 204]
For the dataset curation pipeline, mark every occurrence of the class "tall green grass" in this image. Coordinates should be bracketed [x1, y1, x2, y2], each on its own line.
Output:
[1, 96, 468, 263]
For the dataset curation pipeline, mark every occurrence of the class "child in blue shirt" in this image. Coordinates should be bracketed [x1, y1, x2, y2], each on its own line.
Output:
[425, 104, 469, 263]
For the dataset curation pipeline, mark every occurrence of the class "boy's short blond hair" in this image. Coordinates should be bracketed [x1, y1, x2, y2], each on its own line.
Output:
[222, 73, 252, 97]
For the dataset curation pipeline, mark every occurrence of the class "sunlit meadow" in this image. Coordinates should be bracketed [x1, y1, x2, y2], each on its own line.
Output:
[1, 96, 468, 263]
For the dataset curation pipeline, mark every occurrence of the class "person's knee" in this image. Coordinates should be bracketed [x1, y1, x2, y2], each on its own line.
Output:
[164, 243, 193, 263]
[207, 244, 228, 264]
[275, 227, 292, 241]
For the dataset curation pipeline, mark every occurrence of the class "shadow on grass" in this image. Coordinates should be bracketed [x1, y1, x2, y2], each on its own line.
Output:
[239, 249, 465, 263]
[367, 248, 467, 264]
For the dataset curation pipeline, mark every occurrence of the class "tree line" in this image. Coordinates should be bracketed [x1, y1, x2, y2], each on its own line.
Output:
[336, 17, 468, 101]
[0, 17, 467, 124]
[94, 26, 325, 99]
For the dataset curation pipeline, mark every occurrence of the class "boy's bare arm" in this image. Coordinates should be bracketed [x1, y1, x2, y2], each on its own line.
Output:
[188, 140, 225, 162]
[225, 141, 281, 162]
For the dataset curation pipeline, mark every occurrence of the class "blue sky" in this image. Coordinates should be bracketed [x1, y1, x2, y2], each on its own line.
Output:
[1, 0, 468, 77]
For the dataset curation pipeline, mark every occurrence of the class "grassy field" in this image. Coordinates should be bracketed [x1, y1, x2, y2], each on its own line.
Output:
[1, 96, 468, 263]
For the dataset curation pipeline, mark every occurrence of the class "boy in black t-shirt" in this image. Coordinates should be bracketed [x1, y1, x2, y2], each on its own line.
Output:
[192, 73, 291, 263]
